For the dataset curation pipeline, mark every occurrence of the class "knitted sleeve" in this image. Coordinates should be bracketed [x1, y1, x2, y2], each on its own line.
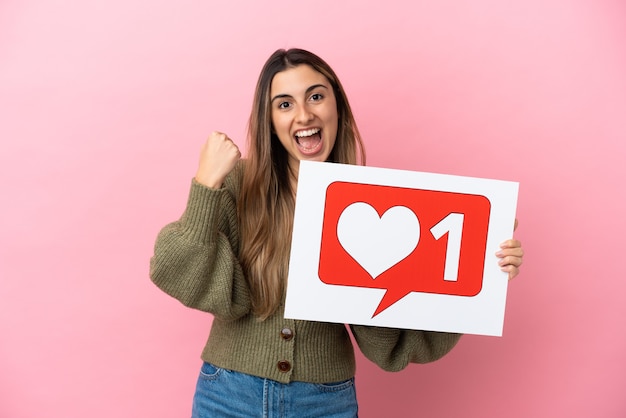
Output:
[349, 325, 462, 371]
[149, 163, 251, 320]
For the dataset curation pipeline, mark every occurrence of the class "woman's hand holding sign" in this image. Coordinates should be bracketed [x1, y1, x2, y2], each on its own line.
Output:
[497, 219, 523, 280]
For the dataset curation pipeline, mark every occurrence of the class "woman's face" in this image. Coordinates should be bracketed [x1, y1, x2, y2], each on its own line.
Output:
[270, 64, 339, 176]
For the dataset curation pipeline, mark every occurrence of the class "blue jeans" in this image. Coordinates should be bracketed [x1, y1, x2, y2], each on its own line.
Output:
[192, 362, 358, 418]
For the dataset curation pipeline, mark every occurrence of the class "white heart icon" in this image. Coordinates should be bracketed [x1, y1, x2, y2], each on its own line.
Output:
[337, 202, 420, 279]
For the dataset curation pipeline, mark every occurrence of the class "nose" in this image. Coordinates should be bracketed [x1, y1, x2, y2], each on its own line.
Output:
[296, 104, 314, 124]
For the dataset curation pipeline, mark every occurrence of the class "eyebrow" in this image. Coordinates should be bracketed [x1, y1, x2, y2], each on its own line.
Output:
[270, 84, 329, 103]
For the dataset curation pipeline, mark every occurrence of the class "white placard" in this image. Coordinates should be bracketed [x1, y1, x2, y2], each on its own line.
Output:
[284, 161, 519, 336]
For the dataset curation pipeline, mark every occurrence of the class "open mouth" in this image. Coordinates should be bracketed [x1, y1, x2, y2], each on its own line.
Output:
[294, 128, 323, 155]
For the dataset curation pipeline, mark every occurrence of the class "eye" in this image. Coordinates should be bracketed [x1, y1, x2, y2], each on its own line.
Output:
[278, 101, 292, 110]
[310, 93, 324, 102]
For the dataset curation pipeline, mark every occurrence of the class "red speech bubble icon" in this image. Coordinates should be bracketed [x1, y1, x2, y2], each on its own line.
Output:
[318, 182, 491, 317]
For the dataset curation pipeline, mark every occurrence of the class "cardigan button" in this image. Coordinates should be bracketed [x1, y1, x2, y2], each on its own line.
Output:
[280, 327, 294, 341]
[277, 360, 291, 372]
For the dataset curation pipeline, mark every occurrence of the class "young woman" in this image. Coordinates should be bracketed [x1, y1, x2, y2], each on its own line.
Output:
[150, 48, 524, 417]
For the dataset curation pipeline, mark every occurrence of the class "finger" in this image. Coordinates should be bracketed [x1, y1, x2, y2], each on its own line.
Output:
[225, 138, 241, 155]
[496, 247, 524, 258]
[207, 131, 231, 145]
[499, 239, 522, 249]
[506, 265, 520, 281]
[498, 255, 523, 268]
[498, 263, 519, 279]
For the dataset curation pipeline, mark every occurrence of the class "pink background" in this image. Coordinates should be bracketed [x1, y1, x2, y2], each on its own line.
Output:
[1, 1, 624, 417]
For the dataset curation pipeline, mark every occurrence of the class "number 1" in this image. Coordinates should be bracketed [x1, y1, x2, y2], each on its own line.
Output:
[430, 213, 464, 282]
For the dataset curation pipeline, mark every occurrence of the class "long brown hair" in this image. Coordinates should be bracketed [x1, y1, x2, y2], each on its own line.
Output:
[239, 48, 366, 319]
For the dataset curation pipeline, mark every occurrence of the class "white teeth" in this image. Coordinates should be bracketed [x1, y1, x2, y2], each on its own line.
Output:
[294, 128, 320, 138]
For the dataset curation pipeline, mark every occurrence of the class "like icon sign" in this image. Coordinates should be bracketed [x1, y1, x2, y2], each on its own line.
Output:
[318, 182, 491, 317]
[284, 161, 518, 336]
